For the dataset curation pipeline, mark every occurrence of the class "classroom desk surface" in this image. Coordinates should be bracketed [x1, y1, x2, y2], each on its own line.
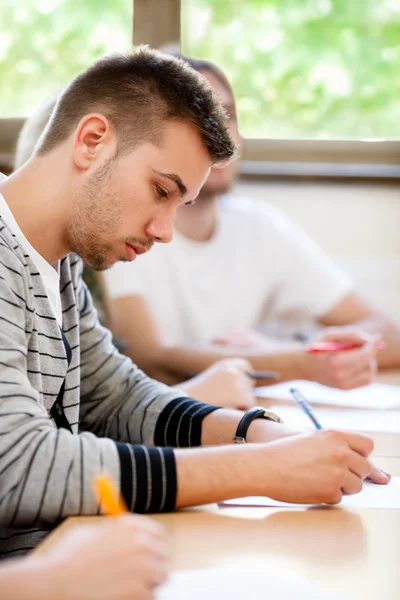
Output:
[35, 372, 400, 599]
[35, 485, 400, 600]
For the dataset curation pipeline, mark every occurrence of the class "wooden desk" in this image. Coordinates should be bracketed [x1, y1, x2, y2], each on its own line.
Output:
[36, 494, 400, 600]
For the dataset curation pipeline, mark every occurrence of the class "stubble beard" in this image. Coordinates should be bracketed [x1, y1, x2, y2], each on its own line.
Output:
[67, 159, 122, 271]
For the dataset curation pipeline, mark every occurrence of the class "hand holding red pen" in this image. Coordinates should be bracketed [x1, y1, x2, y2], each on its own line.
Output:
[302, 329, 381, 390]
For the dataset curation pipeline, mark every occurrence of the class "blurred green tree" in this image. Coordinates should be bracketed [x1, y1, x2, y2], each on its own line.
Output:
[1, 1, 399, 139]
[0, 0, 132, 117]
[182, 0, 400, 139]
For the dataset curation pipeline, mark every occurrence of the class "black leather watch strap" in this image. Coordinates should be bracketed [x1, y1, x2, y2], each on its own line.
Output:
[233, 407, 283, 444]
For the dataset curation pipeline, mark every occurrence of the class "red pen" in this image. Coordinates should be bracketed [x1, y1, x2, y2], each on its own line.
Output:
[306, 341, 385, 354]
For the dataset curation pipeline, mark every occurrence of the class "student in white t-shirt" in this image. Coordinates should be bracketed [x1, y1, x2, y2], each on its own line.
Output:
[103, 56, 400, 390]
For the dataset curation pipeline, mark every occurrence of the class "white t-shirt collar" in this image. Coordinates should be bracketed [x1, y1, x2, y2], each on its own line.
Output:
[0, 189, 62, 326]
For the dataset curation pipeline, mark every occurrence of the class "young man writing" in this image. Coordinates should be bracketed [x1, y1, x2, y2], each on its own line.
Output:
[0, 47, 387, 557]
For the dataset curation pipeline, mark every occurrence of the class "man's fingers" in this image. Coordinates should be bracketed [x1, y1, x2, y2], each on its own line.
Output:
[346, 432, 374, 458]
[348, 452, 372, 480]
[341, 471, 364, 496]
[366, 466, 391, 485]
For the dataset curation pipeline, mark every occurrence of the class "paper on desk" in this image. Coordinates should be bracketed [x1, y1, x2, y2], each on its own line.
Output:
[221, 477, 400, 510]
[267, 404, 400, 433]
[256, 381, 400, 410]
[157, 567, 348, 599]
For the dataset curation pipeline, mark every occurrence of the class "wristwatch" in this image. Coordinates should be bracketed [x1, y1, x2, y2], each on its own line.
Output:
[233, 406, 283, 444]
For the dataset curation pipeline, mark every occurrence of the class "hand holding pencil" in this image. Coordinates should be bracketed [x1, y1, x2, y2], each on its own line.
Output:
[46, 473, 169, 600]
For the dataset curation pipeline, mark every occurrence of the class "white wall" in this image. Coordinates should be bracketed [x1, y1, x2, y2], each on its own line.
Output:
[234, 179, 400, 325]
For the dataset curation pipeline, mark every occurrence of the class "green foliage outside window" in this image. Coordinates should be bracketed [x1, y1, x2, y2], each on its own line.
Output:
[0, 0, 132, 118]
[182, 0, 400, 139]
[1, 0, 399, 140]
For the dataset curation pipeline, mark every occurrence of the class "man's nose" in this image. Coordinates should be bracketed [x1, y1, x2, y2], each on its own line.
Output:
[145, 216, 174, 244]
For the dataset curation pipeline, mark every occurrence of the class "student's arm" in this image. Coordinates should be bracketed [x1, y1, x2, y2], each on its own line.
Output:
[77, 287, 386, 507]
[76, 271, 389, 502]
[318, 291, 400, 368]
[110, 295, 377, 389]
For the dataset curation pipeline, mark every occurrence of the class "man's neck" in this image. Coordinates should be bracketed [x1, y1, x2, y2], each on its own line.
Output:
[0, 156, 71, 265]
[175, 192, 218, 242]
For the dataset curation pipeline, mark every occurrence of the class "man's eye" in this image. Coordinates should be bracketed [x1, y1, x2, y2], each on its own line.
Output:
[184, 200, 196, 207]
[156, 185, 169, 199]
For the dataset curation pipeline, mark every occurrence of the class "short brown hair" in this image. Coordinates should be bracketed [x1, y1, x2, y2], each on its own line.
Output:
[36, 46, 236, 164]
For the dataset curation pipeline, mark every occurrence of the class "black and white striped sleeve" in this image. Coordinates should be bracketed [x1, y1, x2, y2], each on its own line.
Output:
[77, 276, 220, 511]
[0, 259, 123, 527]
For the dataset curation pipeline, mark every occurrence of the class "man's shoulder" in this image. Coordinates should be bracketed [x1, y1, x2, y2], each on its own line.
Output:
[0, 222, 27, 278]
[220, 195, 293, 234]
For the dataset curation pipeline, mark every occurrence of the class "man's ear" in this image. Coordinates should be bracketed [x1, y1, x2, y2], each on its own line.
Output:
[72, 113, 114, 169]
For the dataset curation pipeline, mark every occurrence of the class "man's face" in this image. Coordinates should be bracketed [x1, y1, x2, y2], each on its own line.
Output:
[68, 120, 211, 270]
[199, 70, 240, 196]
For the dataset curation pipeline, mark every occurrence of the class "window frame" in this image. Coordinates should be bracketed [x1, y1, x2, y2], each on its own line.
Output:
[1, 0, 399, 179]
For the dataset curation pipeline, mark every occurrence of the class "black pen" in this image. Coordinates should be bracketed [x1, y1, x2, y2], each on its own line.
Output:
[248, 371, 279, 381]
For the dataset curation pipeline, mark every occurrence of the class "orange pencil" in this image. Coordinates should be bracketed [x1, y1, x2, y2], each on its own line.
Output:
[93, 474, 128, 516]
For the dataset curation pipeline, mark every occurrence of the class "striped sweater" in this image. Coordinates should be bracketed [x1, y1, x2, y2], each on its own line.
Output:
[0, 217, 218, 557]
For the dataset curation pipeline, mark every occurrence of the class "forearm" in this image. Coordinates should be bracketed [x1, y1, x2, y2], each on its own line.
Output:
[160, 345, 308, 384]
[175, 434, 296, 508]
[174, 444, 259, 507]
[200, 407, 299, 446]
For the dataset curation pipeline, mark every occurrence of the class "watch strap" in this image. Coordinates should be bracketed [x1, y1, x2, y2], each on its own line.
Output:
[233, 407, 283, 444]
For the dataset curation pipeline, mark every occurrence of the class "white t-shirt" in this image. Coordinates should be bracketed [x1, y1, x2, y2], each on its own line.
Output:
[103, 196, 353, 346]
[0, 186, 62, 325]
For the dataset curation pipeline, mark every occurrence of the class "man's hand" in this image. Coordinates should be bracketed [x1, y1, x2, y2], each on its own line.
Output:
[41, 514, 169, 600]
[257, 429, 374, 504]
[178, 358, 256, 410]
[176, 428, 376, 507]
[301, 329, 379, 389]
[367, 465, 391, 485]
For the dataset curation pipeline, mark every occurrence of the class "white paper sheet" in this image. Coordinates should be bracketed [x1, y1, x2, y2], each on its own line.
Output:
[256, 381, 400, 410]
[267, 404, 400, 433]
[157, 567, 348, 599]
[220, 477, 400, 510]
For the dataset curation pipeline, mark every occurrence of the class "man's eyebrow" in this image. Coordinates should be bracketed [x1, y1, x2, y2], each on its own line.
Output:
[152, 169, 188, 197]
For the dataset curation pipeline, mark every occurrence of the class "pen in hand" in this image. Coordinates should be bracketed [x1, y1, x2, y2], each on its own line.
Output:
[289, 387, 322, 430]
[248, 371, 279, 381]
[289, 389, 384, 487]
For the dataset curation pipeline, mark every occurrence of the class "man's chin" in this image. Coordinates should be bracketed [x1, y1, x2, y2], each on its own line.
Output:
[83, 254, 116, 272]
